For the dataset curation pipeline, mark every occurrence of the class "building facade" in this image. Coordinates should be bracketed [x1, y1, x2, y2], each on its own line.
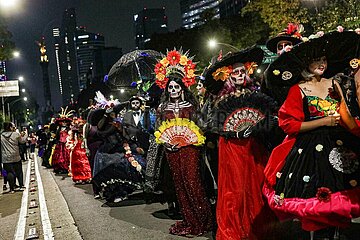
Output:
[134, 8, 168, 49]
[180, 0, 220, 29]
[53, 8, 108, 105]
[76, 26, 105, 90]
[53, 8, 79, 105]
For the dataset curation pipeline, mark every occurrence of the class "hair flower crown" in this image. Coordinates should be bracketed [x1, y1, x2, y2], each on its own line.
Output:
[154, 49, 197, 89]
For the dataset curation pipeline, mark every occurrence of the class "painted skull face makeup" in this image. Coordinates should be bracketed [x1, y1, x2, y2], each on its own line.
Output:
[131, 100, 141, 110]
[276, 40, 293, 55]
[168, 81, 182, 99]
[230, 63, 247, 86]
[196, 81, 206, 96]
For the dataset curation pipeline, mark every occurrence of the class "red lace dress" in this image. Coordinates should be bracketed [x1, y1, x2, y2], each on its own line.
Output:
[159, 102, 212, 236]
[69, 137, 92, 182]
[52, 129, 70, 173]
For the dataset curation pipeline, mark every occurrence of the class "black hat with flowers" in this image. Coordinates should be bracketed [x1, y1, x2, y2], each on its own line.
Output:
[55, 106, 74, 124]
[203, 46, 264, 95]
[265, 30, 360, 104]
[266, 23, 304, 54]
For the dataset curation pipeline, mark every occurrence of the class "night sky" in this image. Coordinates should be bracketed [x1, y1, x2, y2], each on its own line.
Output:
[3, 0, 181, 109]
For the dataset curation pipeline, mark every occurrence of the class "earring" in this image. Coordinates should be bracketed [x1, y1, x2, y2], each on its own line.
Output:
[181, 91, 185, 101]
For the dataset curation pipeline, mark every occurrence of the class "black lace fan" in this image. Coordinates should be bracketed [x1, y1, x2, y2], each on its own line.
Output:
[211, 92, 278, 133]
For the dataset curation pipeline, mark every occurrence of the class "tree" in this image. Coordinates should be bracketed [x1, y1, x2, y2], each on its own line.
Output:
[310, 0, 360, 31]
[242, 0, 309, 36]
[145, 12, 270, 71]
[0, 18, 15, 61]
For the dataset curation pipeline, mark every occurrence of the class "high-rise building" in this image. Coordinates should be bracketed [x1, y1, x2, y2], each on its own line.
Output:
[93, 47, 123, 83]
[134, 7, 168, 49]
[180, 0, 220, 29]
[218, 0, 248, 18]
[76, 26, 105, 90]
[0, 61, 7, 81]
[54, 8, 79, 105]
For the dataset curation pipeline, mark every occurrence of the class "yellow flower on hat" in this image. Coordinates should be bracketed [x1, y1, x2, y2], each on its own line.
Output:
[160, 57, 169, 67]
[187, 69, 195, 78]
[156, 73, 166, 81]
[273, 70, 280, 76]
[179, 55, 188, 65]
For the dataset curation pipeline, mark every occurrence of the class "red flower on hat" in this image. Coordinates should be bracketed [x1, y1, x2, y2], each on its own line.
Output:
[154, 63, 166, 75]
[167, 50, 181, 65]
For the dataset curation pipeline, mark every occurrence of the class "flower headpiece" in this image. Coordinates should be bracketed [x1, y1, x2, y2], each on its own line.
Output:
[266, 23, 304, 54]
[244, 62, 258, 75]
[154, 49, 197, 89]
[55, 106, 75, 124]
[282, 22, 304, 39]
[94, 91, 120, 110]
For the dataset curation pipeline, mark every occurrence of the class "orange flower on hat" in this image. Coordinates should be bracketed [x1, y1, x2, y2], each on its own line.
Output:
[244, 62, 258, 75]
[212, 66, 233, 81]
[167, 50, 181, 65]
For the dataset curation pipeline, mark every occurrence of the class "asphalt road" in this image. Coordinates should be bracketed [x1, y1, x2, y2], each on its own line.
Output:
[2, 155, 360, 240]
[49, 166, 213, 240]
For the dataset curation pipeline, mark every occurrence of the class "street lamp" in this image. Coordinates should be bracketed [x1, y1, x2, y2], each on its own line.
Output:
[18, 76, 24, 81]
[0, 0, 20, 8]
[207, 39, 240, 52]
[13, 51, 20, 58]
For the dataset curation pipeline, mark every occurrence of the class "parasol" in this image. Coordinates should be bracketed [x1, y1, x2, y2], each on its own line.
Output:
[107, 50, 162, 93]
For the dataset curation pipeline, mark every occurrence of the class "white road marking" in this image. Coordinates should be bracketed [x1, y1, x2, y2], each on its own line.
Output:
[34, 153, 54, 239]
[14, 159, 31, 240]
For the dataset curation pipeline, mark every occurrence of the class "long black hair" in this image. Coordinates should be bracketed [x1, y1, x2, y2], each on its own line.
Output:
[160, 74, 199, 110]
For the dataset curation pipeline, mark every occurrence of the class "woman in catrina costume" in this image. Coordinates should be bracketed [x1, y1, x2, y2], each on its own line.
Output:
[153, 49, 213, 236]
[263, 30, 360, 239]
[204, 46, 279, 240]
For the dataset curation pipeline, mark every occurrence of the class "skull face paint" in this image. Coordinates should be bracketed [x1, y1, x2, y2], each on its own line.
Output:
[131, 99, 141, 110]
[230, 63, 247, 86]
[168, 80, 183, 100]
[196, 81, 206, 96]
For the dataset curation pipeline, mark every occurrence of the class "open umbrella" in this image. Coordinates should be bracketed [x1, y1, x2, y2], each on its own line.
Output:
[106, 50, 162, 93]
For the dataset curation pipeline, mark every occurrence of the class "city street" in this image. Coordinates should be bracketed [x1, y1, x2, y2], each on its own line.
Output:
[1, 153, 360, 240]
[0, 153, 212, 240]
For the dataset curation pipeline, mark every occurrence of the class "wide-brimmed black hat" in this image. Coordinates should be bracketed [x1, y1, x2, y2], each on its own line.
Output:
[266, 23, 304, 53]
[204, 46, 264, 95]
[265, 30, 360, 104]
[266, 35, 303, 54]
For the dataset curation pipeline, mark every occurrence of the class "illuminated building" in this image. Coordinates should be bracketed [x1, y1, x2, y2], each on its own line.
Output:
[180, 0, 220, 29]
[134, 7, 168, 49]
